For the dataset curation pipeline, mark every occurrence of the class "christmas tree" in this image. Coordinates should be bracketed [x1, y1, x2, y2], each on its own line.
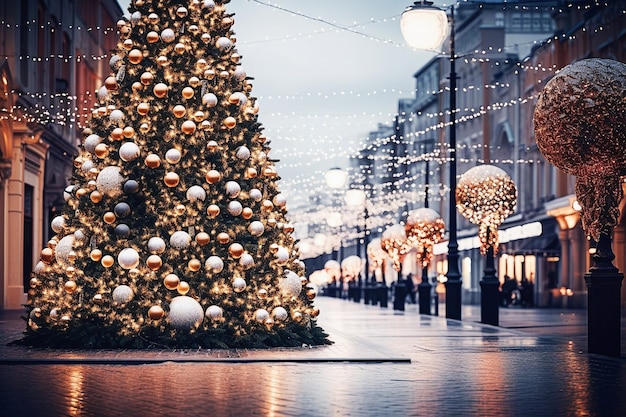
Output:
[22, 0, 330, 349]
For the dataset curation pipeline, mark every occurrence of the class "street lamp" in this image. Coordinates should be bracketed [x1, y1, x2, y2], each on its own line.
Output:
[401, 1, 462, 320]
[346, 188, 368, 303]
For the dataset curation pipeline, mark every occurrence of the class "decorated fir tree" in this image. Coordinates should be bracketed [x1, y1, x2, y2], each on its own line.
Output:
[23, 0, 329, 349]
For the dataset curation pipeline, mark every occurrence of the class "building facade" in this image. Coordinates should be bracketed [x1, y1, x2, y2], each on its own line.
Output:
[0, 0, 122, 310]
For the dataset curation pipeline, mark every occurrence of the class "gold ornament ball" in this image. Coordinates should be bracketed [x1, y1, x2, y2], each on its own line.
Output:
[257, 288, 268, 299]
[306, 288, 317, 300]
[217, 232, 230, 245]
[140, 72, 154, 85]
[103, 212, 116, 224]
[153, 83, 168, 98]
[145, 154, 161, 168]
[137, 102, 150, 115]
[204, 69, 215, 79]
[196, 58, 207, 69]
[182, 86, 195, 99]
[64, 280, 77, 294]
[257, 134, 267, 144]
[223, 117, 236, 129]
[175, 204, 186, 215]
[207, 141, 218, 152]
[267, 218, 277, 227]
[73, 157, 83, 168]
[47, 239, 58, 249]
[311, 307, 320, 317]
[188, 258, 201, 272]
[174, 43, 186, 55]
[140, 123, 150, 133]
[264, 167, 278, 178]
[104, 76, 118, 91]
[241, 207, 253, 219]
[148, 305, 164, 320]
[146, 254, 162, 270]
[205, 169, 221, 184]
[207, 204, 220, 218]
[90, 249, 103, 262]
[189, 77, 201, 87]
[200, 120, 211, 130]
[177, 281, 191, 296]
[68, 251, 76, 263]
[173, 105, 187, 118]
[40, 247, 54, 264]
[219, 71, 230, 79]
[228, 93, 241, 105]
[283, 224, 295, 233]
[128, 49, 143, 64]
[94, 143, 109, 158]
[157, 56, 168, 67]
[30, 277, 40, 288]
[164, 274, 180, 290]
[110, 127, 124, 141]
[196, 232, 210, 245]
[193, 111, 205, 122]
[176, 6, 188, 18]
[292, 311, 303, 322]
[101, 255, 115, 268]
[164, 172, 180, 187]
[123, 126, 135, 138]
[90, 190, 103, 203]
[148, 12, 159, 24]
[201, 33, 211, 43]
[123, 39, 133, 49]
[82, 127, 92, 137]
[262, 200, 274, 212]
[189, 25, 200, 35]
[269, 244, 280, 254]
[147, 31, 159, 43]
[228, 243, 244, 258]
[75, 188, 87, 198]
[132, 82, 143, 92]
[245, 167, 257, 179]
[181, 120, 197, 135]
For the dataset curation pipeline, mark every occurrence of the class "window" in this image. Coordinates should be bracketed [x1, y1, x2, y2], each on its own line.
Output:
[495, 12, 504, 27]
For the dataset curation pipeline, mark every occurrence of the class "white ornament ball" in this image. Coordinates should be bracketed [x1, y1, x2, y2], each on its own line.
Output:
[161, 28, 176, 43]
[112, 285, 134, 303]
[255, 309, 269, 323]
[203, 0, 215, 10]
[275, 246, 290, 264]
[225, 181, 241, 198]
[148, 237, 166, 254]
[280, 270, 302, 298]
[205, 305, 223, 321]
[249, 188, 262, 202]
[109, 54, 121, 71]
[96, 166, 123, 196]
[248, 221, 264, 236]
[50, 308, 61, 319]
[273, 307, 288, 321]
[63, 185, 74, 201]
[118, 248, 140, 269]
[236, 146, 250, 160]
[205, 256, 224, 273]
[186, 185, 206, 202]
[239, 253, 254, 269]
[73, 229, 86, 241]
[81, 160, 94, 173]
[34, 261, 46, 274]
[165, 148, 182, 164]
[98, 86, 110, 101]
[50, 215, 66, 233]
[55, 235, 75, 266]
[119, 142, 141, 162]
[216, 37, 233, 52]
[273, 193, 287, 207]
[227, 200, 243, 216]
[109, 109, 125, 123]
[257, 151, 267, 164]
[232, 277, 247, 293]
[131, 11, 141, 22]
[233, 67, 246, 81]
[168, 296, 204, 329]
[202, 93, 218, 107]
[170, 231, 191, 249]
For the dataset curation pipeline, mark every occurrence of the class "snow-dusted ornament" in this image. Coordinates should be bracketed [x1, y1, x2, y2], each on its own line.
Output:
[202, 93, 218, 107]
[168, 296, 204, 329]
[50, 215, 66, 233]
[109, 54, 122, 71]
[118, 248, 140, 269]
[165, 148, 181, 164]
[216, 37, 233, 52]
[96, 166, 124, 197]
[186, 185, 206, 202]
[55, 235, 75, 266]
[170, 231, 191, 249]
[248, 221, 264, 236]
[112, 285, 134, 303]
[232, 277, 247, 293]
[255, 309, 269, 323]
[272, 307, 288, 321]
[73, 229, 86, 241]
[227, 201, 243, 216]
[233, 67, 246, 81]
[203, 0, 215, 10]
[63, 185, 74, 201]
[280, 270, 302, 298]
[147, 237, 166, 254]
[205, 256, 224, 273]
[81, 160, 94, 173]
[84, 134, 101, 153]
[225, 181, 241, 198]
[205, 305, 223, 321]
[109, 109, 124, 123]
[275, 246, 289, 265]
[119, 142, 140, 162]
[273, 193, 287, 207]
[161, 28, 176, 43]
[236, 146, 250, 160]
[239, 253, 254, 269]
[249, 188, 262, 202]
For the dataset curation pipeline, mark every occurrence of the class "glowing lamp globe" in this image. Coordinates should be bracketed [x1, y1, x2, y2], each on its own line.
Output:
[325, 167, 347, 189]
[345, 189, 366, 207]
[400, 1, 450, 52]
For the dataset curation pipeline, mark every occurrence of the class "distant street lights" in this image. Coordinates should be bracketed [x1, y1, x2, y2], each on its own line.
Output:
[401, 1, 462, 320]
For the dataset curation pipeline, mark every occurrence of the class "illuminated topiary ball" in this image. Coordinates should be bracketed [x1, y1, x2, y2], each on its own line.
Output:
[168, 296, 204, 329]
[405, 208, 445, 266]
[323, 260, 341, 281]
[534, 58, 626, 241]
[456, 165, 517, 254]
[381, 224, 412, 271]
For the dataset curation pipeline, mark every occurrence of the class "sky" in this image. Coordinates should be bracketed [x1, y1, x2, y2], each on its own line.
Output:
[116, 0, 437, 207]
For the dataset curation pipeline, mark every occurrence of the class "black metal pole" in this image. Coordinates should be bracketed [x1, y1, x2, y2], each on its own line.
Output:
[418, 250, 432, 315]
[480, 228, 499, 326]
[444, 4, 462, 320]
[584, 233, 623, 357]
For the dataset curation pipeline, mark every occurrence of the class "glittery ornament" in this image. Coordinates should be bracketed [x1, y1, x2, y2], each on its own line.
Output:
[280, 270, 302, 298]
[168, 296, 204, 329]
[205, 256, 224, 273]
[112, 285, 134, 303]
[205, 305, 223, 321]
[96, 166, 124, 197]
[170, 231, 191, 249]
[534, 58, 626, 241]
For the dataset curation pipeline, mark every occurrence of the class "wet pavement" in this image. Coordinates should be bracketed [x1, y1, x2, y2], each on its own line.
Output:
[0, 297, 625, 417]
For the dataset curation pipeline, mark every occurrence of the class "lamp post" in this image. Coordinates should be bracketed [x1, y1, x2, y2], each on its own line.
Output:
[326, 167, 348, 297]
[401, 1, 462, 319]
[346, 188, 368, 303]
